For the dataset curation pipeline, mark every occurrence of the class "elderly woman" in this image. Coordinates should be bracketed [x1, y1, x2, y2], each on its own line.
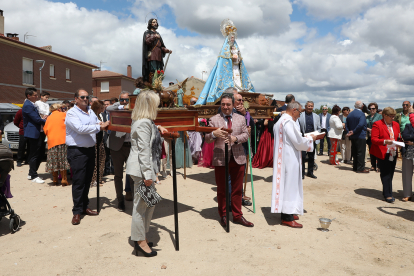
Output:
[327, 105, 343, 165]
[366, 102, 382, 171]
[90, 100, 106, 187]
[370, 107, 400, 203]
[44, 103, 71, 186]
[126, 91, 167, 257]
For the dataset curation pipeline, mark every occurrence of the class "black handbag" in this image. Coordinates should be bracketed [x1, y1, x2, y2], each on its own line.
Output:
[136, 180, 162, 208]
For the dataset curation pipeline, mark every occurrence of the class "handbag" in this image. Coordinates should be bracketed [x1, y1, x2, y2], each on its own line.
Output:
[136, 180, 162, 208]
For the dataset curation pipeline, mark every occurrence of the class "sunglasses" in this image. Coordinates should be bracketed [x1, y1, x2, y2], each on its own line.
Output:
[385, 114, 395, 119]
[403, 104, 410, 106]
[78, 96, 89, 100]
[368, 108, 376, 110]
[120, 98, 130, 102]
[236, 99, 244, 102]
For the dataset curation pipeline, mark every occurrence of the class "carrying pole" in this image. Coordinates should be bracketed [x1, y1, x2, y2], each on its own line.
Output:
[97, 144, 100, 213]
[225, 142, 230, 233]
[171, 136, 179, 250]
[247, 137, 255, 213]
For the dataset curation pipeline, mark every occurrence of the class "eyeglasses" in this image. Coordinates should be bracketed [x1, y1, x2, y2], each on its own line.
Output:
[322, 109, 328, 111]
[403, 104, 410, 106]
[385, 114, 395, 119]
[368, 108, 376, 110]
[120, 98, 130, 102]
[78, 96, 89, 100]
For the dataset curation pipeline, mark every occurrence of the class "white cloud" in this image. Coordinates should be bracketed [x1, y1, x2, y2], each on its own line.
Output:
[1, 0, 413, 109]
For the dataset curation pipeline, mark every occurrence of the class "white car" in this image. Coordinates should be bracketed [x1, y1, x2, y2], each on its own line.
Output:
[2, 122, 20, 151]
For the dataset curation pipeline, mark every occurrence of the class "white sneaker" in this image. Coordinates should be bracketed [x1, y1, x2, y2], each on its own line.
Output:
[27, 175, 32, 180]
[32, 177, 45, 184]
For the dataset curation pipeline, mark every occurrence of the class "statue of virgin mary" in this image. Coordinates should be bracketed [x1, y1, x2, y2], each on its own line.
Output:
[195, 19, 255, 106]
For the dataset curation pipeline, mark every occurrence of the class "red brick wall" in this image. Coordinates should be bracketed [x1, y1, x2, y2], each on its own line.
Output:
[0, 40, 93, 103]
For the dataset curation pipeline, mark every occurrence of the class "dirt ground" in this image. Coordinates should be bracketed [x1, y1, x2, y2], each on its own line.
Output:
[1, 154, 414, 275]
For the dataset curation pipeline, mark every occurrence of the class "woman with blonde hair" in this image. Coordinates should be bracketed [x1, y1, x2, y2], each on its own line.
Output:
[126, 90, 167, 257]
[44, 103, 71, 186]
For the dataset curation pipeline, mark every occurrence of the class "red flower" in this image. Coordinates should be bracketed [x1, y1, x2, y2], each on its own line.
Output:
[157, 70, 161, 74]
[161, 70, 164, 74]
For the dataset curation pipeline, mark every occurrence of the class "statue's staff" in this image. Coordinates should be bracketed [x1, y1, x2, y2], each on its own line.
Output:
[163, 52, 171, 72]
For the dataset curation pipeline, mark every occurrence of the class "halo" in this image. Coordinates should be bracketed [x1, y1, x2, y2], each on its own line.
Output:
[220, 19, 237, 39]
[145, 12, 158, 23]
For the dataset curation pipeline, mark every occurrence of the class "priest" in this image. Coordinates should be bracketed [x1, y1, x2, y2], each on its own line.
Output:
[271, 101, 316, 228]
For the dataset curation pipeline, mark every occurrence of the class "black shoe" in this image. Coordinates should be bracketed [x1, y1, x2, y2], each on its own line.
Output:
[118, 200, 125, 211]
[242, 198, 252, 206]
[317, 153, 323, 156]
[16, 162, 22, 167]
[306, 173, 317, 179]
[302, 175, 305, 179]
[384, 197, 395, 203]
[134, 241, 157, 257]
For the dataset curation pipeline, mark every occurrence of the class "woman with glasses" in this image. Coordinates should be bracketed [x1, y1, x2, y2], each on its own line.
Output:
[366, 102, 382, 172]
[370, 107, 400, 203]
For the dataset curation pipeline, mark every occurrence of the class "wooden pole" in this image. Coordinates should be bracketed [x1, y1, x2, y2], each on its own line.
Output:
[183, 132, 186, 179]
[96, 143, 100, 213]
[225, 142, 230, 233]
[171, 136, 179, 250]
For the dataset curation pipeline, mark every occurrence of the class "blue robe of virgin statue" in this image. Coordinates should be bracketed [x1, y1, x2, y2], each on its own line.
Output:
[195, 37, 255, 106]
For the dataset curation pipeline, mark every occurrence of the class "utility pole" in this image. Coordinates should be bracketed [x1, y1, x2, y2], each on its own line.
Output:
[99, 60, 106, 71]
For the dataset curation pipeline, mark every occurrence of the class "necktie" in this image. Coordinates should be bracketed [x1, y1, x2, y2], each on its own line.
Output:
[226, 115, 232, 129]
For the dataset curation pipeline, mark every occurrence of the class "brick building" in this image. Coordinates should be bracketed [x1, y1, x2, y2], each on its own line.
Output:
[0, 10, 97, 103]
[92, 66, 136, 100]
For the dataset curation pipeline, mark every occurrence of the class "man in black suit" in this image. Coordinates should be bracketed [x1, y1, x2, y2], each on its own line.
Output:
[277, 94, 295, 112]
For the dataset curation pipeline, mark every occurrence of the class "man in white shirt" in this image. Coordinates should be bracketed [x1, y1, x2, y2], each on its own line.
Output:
[318, 106, 331, 156]
[66, 89, 109, 225]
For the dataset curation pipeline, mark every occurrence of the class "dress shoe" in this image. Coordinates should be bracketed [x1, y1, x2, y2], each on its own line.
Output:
[118, 200, 125, 212]
[233, 216, 254, 227]
[83, 208, 99, 216]
[17, 162, 22, 167]
[384, 197, 395, 203]
[356, 169, 370, 173]
[220, 216, 227, 227]
[402, 197, 412, 202]
[317, 153, 323, 156]
[306, 173, 317, 179]
[134, 241, 157, 257]
[72, 214, 81, 225]
[293, 215, 299, 220]
[242, 198, 252, 206]
[125, 191, 133, 201]
[281, 220, 303, 228]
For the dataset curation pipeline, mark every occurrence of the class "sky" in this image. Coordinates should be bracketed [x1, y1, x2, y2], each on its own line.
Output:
[1, 0, 414, 109]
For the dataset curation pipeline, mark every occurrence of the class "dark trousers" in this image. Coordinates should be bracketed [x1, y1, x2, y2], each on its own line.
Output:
[17, 134, 30, 163]
[366, 137, 377, 169]
[302, 144, 316, 177]
[27, 132, 46, 178]
[67, 146, 95, 215]
[319, 129, 331, 154]
[377, 154, 397, 198]
[215, 157, 245, 220]
[104, 145, 113, 174]
[110, 143, 131, 203]
[281, 213, 294, 222]
[351, 138, 366, 171]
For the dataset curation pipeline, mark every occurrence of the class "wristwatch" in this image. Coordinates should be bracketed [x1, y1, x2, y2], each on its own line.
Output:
[234, 137, 239, 144]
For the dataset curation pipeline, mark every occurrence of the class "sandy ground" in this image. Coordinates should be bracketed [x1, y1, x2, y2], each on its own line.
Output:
[1, 154, 414, 276]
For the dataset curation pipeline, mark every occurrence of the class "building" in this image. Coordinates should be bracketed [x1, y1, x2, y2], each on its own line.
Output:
[0, 10, 97, 103]
[92, 66, 136, 100]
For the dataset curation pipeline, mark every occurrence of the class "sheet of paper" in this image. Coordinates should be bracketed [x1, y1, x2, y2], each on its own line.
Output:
[393, 141, 405, 147]
[304, 131, 321, 137]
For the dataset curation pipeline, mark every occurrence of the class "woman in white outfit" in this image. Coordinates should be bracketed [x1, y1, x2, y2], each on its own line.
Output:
[328, 105, 344, 165]
[339, 107, 351, 163]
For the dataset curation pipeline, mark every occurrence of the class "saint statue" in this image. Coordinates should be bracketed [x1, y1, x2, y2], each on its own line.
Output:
[195, 19, 255, 106]
[142, 18, 172, 83]
[177, 87, 184, 107]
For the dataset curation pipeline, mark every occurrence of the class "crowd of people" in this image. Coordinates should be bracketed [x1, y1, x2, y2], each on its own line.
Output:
[12, 86, 414, 257]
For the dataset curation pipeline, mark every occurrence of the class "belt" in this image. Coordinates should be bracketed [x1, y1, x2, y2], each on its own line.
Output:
[68, 145, 95, 149]
[123, 142, 131, 146]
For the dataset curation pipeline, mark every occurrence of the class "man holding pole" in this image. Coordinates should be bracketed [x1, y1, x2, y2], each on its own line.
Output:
[271, 101, 316, 228]
[205, 93, 253, 228]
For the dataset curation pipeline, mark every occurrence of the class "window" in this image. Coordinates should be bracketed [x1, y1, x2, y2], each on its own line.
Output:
[101, 81, 109, 92]
[22, 58, 33, 85]
[49, 64, 55, 78]
[66, 68, 71, 80]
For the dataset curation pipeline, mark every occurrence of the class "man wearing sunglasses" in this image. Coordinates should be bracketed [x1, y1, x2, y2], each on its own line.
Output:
[395, 101, 411, 132]
[106, 92, 133, 211]
[66, 89, 110, 225]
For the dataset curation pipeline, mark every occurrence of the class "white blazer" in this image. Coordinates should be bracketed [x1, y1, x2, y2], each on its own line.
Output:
[327, 115, 344, 139]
